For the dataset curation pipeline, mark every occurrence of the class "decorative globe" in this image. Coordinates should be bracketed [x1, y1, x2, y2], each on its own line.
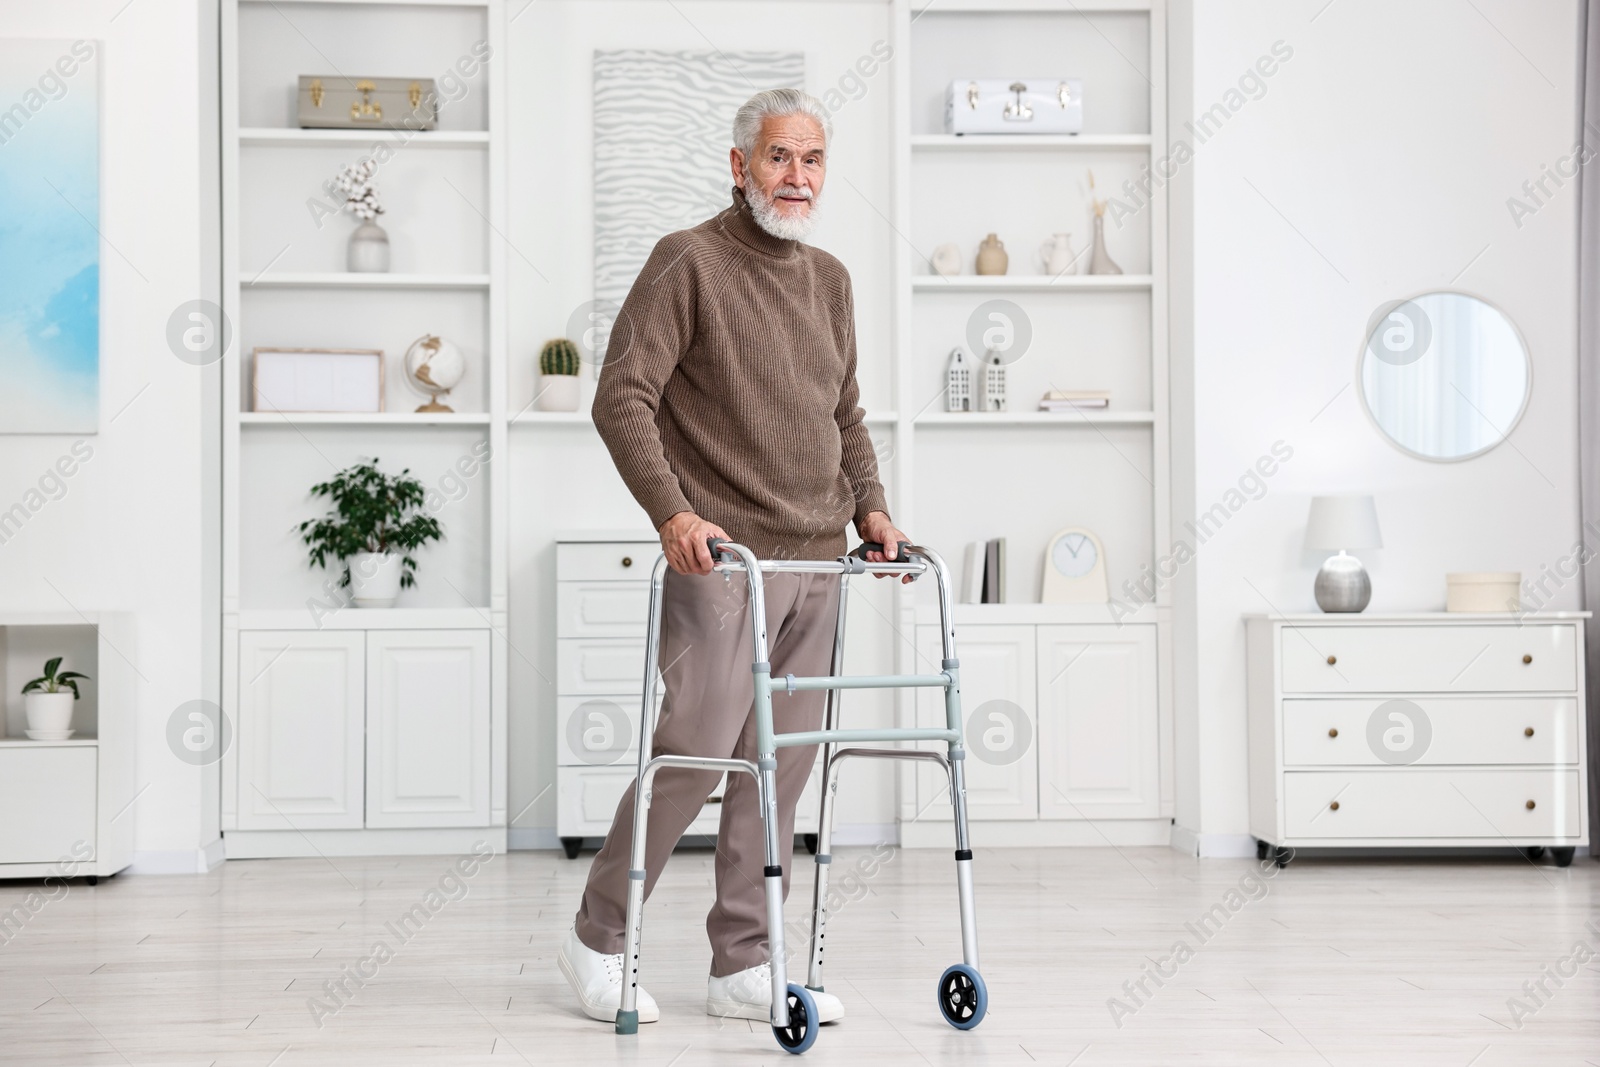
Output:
[403, 334, 465, 413]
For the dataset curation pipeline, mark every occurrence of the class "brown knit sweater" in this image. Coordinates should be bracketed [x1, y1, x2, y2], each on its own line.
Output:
[591, 186, 890, 561]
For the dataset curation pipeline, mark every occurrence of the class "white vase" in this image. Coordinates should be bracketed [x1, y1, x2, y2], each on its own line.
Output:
[350, 551, 403, 608]
[538, 375, 581, 412]
[1039, 232, 1077, 276]
[348, 221, 391, 273]
[25, 691, 76, 734]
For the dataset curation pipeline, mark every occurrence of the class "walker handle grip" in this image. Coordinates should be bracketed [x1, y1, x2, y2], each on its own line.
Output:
[706, 536, 732, 559]
[850, 541, 915, 562]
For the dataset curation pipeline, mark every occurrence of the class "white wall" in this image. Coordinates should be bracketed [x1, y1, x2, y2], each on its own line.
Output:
[1171, 0, 1584, 853]
[504, 0, 902, 846]
[0, 1, 220, 871]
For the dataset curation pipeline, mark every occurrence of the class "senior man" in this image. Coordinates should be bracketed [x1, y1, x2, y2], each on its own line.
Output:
[558, 88, 910, 1026]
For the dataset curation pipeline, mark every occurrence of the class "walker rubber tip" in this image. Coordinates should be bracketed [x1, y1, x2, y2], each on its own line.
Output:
[615, 1009, 639, 1035]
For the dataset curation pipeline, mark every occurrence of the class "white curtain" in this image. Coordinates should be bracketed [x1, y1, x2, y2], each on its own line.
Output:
[1579, 0, 1600, 858]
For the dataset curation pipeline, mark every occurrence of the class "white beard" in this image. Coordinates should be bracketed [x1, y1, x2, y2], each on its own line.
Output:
[743, 172, 819, 242]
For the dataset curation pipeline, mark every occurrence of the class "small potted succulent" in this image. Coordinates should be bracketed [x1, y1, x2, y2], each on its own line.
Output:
[537, 337, 582, 412]
[22, 657, 89, 737]
[297, 457, 444, 608]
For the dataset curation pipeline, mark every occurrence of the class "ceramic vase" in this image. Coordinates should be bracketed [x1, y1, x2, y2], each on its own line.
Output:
[538, 374, 581, 412]
[348, 221, 391, 273]
[1088, 214, 1122, 275]
[930, 243, 962, 277]
[1039, 233, 1077, 276]
[25, 692, 75, 735]
[975, 233, 1008, 276]
[349, 552, 403, 608]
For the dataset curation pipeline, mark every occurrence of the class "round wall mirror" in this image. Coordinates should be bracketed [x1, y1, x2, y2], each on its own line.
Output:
[1357, 291, 1530, 462]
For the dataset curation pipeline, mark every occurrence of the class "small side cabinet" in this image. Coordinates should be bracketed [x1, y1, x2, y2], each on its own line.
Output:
[1246, 612, 1591, 865]
[228, 621, 495, 851]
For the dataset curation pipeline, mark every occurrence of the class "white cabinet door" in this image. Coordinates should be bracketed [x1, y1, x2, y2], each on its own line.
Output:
[366, 629, 491, 828]
[1037, 625, 1159, 820]
[916, 624, 1038, 820]
[236, 631, 365, 830]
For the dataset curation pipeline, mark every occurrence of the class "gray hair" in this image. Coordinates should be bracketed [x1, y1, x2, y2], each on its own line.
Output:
[732, 88, 832, 162]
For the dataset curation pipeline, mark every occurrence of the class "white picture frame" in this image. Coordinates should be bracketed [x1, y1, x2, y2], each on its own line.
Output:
[251, 347, 385, 413]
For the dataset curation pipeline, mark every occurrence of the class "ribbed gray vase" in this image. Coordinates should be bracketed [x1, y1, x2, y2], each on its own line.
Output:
[1314, 552, 1371, 612]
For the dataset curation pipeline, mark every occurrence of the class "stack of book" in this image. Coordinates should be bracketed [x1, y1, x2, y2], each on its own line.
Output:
[961, 538, 1007, 603]
[1039, 389, 1110, 412]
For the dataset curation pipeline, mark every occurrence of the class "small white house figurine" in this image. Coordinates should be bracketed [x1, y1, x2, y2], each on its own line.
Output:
[946, 347, 972, 412]
[978, 348, 1007, 412]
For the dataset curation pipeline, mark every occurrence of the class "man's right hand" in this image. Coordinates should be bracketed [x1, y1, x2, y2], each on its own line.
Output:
[658, 511, 729, 576]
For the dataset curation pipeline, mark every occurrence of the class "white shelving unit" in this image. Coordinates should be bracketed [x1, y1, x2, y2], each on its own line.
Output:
[891, 0, 1173, 846]
[0, 614, 137, 882]
[220, 0, 509, 856]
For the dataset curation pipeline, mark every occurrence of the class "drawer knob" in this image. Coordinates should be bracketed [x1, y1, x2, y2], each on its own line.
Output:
[1523, 654, 1533, 664]
[1328, 727, 1338, 738]
[1526, 799, 1537, 810]
[622, 556, 633, 568]
[1525, 727, 1535, 738]
[1326, 655, 1337, 665]
[1329, 800, 1340, 811]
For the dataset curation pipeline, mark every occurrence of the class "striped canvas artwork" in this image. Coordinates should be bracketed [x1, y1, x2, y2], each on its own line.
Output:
[592, 49, 804, 351]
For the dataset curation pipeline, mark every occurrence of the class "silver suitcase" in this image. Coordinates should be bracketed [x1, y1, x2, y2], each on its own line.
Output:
[944, 78, 1083, 135]
[297, 75, 439, 130]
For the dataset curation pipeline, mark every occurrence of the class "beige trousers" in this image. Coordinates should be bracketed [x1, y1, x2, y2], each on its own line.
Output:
[574, 566, 840, 977]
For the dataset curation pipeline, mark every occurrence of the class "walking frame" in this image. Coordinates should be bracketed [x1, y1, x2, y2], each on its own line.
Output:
[615, 538, 988, 1055]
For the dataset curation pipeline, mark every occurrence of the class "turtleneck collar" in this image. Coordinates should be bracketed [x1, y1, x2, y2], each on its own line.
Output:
[719, 185, 802, 259]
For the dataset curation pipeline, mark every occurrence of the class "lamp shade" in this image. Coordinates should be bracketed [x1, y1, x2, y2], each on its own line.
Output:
[1304, 495, 1382, 551]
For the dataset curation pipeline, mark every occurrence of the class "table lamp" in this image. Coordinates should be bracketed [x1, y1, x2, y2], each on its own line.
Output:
[1304, 495, 1382, 612]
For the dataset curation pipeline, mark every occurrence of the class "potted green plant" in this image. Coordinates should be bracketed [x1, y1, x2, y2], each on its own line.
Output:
[297, 457, 444, 608]
[537, 337, 582, 412]
[21, 657, 89, 737]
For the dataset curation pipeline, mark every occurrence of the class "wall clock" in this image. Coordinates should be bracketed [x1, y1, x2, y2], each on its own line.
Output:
[1041, 526, 1108, 603]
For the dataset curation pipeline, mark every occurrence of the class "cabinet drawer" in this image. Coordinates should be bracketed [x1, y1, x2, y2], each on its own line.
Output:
[1283, 769, 1581, 839]
[557, 582, 651, 638]
[557, 541, 661, 581]
[557, 638, 650, 694]
[0, 747, 97, 863]
[1280, 625, 1577, 694]
[1282, 698, 1580, 767]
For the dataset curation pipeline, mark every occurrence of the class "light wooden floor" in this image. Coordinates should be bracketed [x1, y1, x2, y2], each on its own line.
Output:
[1, 844, 1597, 1065]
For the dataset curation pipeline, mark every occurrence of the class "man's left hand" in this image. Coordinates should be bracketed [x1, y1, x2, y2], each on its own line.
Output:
[858, 511, 916, 584]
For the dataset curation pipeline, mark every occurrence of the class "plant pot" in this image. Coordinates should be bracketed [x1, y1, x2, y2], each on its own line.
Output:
[350, 551, 403, 608]
[25, 691, 76, 734]
[538, 374, 581, 412]
[348, 221, 391, 273]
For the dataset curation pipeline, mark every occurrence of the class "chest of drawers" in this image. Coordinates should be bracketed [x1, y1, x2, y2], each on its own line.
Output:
[555, 534, 819, 859]
[1245, 613, 1590, 864]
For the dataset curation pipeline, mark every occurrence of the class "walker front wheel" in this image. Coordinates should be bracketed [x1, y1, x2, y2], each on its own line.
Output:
[772, 983, 819, 1054]
[936, 964, 987, 1030]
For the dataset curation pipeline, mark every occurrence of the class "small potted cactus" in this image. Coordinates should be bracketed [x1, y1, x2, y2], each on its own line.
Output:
[537, 338, 582, 412]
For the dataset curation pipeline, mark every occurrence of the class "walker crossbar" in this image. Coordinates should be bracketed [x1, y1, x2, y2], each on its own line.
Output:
[615, 537, 987, 1053]
[770, 672, 952, 692]
[773, 727, 959, 749]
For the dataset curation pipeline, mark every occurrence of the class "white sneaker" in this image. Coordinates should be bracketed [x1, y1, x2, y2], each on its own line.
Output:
[706, 961, 844, 1024]
[557, 923, 659, 1024]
